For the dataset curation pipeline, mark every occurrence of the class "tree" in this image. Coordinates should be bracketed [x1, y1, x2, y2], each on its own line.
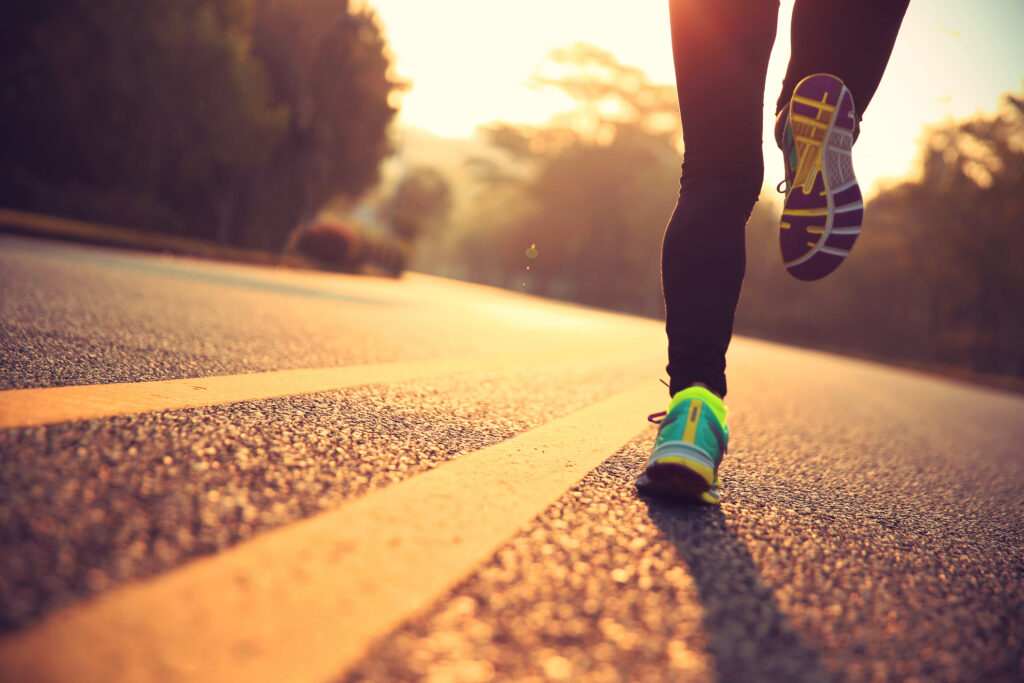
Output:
[0, 0, 399, 251]
[384, 166, 452, 242]
[904, 92, 1024, 373]
[451, 43, 681, 315]
[0, 0, 285, 237]
[242, 0, 399, 249]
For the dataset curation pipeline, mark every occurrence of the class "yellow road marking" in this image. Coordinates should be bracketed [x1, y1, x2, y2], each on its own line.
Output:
[0, 346, 651, 430]
[0, 380, 665, 683]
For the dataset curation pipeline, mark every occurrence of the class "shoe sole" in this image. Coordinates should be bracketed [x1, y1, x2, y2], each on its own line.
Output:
[780, 73, 862, 281]
[635, 445, 720, 504]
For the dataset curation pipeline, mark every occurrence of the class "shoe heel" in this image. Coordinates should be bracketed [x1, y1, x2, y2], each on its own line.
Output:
[781, 74, 863, 281]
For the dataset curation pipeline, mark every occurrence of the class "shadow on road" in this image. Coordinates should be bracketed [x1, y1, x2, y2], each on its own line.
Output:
[639, 497, 837, 683]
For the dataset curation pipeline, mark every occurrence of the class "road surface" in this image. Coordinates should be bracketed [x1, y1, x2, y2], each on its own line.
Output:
[0, 235, 1022, 682]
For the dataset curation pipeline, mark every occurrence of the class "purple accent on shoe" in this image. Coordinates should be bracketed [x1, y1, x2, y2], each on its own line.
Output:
[836, 91, 857, 131]
[833, 208, 864, 229]
[778, 74, 865, 282]
[780, 211, 828, 263]
[825, 232, 859, 251]
[786, 251, 845, 281]
[785, 174, 828, 210]
[791, 100, 820, 119]
[833, 185, 862, 207]
[707, 422, 727, 455]
[797, 74, 843, 104]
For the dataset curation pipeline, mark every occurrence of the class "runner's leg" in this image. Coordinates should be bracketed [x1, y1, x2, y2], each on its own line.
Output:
[777, 0, 911, 123]
[664, 0, 780, 397]
[770, 0, 911, 280]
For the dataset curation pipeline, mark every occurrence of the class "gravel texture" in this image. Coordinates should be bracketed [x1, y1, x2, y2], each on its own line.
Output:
[3, 236, 1023, 681]
[0, 236, 648, 390]
[0, 357, 654, 632]
[0, 240, 403, 389]
[342, 350, 1024, 682]
[344, 416, 1024, 683]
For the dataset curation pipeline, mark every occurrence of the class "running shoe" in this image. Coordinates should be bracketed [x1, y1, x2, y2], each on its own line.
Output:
[775, 73, 863, 281]
[635, 386, 728, 504]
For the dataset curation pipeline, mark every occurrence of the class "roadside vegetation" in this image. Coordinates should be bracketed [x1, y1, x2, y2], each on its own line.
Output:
[1, 7, 1019, 380]
[0, 0, 404, 262]
[413, 44, 1024, 380]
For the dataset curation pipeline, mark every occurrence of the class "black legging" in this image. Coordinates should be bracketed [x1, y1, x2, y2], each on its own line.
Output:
[663, 0, 910, 397]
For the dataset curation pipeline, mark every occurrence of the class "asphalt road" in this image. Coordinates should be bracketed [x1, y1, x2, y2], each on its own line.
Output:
[1, 234, 1022, 682]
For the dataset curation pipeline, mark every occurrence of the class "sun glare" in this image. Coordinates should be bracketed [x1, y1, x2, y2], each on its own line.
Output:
[367, 0, 1023, 194]
[367, 0, 675, 138]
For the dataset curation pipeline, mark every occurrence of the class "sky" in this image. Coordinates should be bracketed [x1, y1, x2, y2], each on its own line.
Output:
[365, 0, 1024, 196]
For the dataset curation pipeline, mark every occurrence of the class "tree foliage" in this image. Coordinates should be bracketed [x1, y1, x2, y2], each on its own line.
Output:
[437, 42, 1022, 379]
[242, 0, 399, 248]
[385, 166, 452, 242]
[0, 0, 398, 249]
[450, 44, 681, 315]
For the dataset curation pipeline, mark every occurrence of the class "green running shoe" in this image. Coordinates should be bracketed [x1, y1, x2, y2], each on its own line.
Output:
[635, 386, 728, 504]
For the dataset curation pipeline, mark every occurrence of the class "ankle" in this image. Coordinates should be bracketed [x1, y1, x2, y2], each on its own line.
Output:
[687, 382, 721, 399]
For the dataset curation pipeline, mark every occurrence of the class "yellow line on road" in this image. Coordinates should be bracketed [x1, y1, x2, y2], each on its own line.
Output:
[0, 379, 664, 683]
[0, 346, 641, 430]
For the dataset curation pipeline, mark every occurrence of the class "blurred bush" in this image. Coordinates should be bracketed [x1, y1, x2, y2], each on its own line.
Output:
[0, 0, 398, 251]
[286, 216, 405, 276]
[287, 217, 361, 267]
